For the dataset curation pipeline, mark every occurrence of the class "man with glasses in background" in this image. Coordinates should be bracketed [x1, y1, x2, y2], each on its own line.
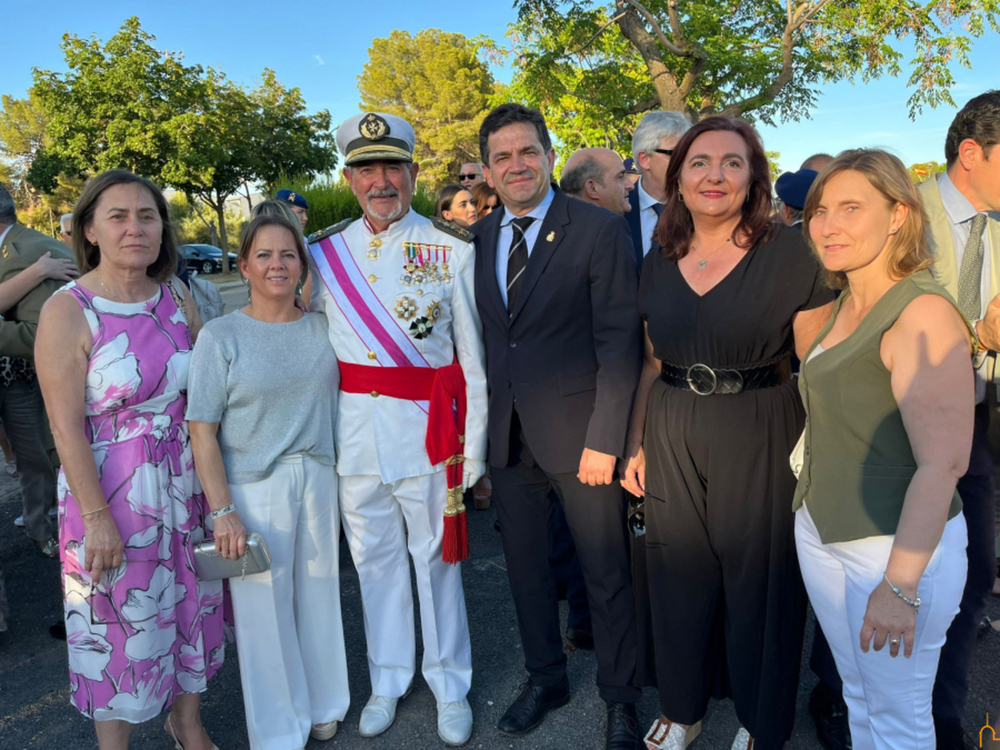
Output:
[626, 112, 691, 270]
[458, 162, 484, 189]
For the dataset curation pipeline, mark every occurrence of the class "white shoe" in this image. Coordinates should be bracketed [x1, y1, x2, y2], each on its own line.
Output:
[360, 695, 400, 738]
[731, 727, 753, 750]
[310, 720, 338, 741]
[437, 699, 473, 746]
[644, 718, 702, 749]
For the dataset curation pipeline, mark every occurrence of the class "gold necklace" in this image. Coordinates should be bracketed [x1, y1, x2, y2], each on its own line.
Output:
[95, 268, 122, 302]
[691, 238, 732, 270]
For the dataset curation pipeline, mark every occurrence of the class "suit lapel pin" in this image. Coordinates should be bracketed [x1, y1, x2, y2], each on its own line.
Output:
[546, 231, 555, 242]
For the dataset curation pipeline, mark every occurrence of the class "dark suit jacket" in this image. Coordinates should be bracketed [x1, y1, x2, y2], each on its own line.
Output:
[473, 189, 642, 474]
[625, 187, 644, 269]
[0, 224, 75, 361]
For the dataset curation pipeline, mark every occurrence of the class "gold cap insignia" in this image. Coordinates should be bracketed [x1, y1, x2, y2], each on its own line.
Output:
[287, 192, 297, 203]
[360, 113, 390, 142]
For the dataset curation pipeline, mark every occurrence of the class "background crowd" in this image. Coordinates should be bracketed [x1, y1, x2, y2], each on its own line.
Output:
[0, 85, 998, 750]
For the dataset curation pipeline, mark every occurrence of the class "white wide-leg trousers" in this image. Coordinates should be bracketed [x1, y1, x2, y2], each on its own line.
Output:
[796, 504, 967, 750]
[339, 471, 472, 702]
[228, 455, 350, 750]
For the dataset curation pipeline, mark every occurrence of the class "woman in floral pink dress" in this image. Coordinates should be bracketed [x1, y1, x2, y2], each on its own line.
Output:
[35, 170, 225, 750]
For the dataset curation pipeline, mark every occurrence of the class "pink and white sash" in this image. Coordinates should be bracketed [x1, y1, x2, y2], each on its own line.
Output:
[310, 229, 430, 411]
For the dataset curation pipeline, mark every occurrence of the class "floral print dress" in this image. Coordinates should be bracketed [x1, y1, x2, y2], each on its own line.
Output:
[58, 281, 225, 722]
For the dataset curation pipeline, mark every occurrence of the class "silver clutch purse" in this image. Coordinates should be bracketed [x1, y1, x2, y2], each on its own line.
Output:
[193, 533, 272, 581]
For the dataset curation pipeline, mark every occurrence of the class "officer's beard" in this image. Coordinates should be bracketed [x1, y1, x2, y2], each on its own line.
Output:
[365, 188, 405, 222]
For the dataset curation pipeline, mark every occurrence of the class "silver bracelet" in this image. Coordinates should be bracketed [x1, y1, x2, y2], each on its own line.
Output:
[209, 504, 236, 521]
[884, 574, 921, 609]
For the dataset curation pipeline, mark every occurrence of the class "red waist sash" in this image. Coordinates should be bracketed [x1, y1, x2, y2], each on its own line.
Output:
[338, 360, 469, 563]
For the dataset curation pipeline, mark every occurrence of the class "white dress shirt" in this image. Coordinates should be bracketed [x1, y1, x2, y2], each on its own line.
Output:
[495, 186, 556, 307]
[938, 173, 993, 402]
[636, 179, 661, 257]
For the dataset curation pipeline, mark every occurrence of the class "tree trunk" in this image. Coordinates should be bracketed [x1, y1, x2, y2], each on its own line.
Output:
[213, 199, 231, 276]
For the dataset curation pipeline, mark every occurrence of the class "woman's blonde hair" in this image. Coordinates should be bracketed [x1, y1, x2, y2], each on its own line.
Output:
[803, 149, 934, 290]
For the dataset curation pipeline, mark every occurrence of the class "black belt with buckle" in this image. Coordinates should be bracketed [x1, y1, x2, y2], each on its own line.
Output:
[659, 357, 790, 395]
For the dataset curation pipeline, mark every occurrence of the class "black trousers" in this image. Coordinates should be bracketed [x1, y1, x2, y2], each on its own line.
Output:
[933, 402, 996, 722]
[491, 417, 639, 704]
[548, 500, 591, 633]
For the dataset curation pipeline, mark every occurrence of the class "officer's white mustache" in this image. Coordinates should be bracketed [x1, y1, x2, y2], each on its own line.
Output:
[367, 189, 399, 199]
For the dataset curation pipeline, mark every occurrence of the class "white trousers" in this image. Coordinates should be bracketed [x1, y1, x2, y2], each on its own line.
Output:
[229, 455, 349, 750]
[795, 504, 967, 750]
[339, 471, 472, 702]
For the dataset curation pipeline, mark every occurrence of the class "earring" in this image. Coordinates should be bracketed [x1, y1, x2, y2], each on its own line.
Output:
[296, 281, 303, 298]
[677, 192, 685, 203]
[242, 276, 251, 302]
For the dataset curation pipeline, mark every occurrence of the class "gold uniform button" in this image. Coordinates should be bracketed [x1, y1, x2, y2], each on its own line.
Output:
[416, 289, 424, 296]
[370, 391, 379, 398]
[367, 351, 377, 360]
[368, 274, 378, 283]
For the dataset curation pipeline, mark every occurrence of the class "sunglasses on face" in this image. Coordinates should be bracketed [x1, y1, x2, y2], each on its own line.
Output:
[459, 174, 478, 180]
[654, 149, 673, 157]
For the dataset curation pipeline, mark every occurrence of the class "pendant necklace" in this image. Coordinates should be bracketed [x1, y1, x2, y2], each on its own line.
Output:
[692, 238, 731, 270]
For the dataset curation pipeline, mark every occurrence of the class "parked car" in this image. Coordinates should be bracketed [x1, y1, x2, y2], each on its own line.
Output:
[180, 244, 237, 275]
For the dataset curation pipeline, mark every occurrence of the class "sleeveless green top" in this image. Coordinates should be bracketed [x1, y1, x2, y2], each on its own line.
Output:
[792, 270, 968, 544]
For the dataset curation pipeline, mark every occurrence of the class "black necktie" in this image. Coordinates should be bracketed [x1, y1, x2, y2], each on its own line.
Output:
[506, 216, 535, 312]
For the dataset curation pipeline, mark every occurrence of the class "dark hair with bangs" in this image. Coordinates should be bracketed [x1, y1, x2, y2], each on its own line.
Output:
[655, 116, 776, 260]
[72, 170, 178, 283]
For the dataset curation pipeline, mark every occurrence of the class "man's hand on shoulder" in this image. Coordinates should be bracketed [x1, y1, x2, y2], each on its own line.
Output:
[578, 447, 616, 486]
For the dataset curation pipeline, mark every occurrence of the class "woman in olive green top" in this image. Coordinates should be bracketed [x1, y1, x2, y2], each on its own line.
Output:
[795, 149, 973, 750]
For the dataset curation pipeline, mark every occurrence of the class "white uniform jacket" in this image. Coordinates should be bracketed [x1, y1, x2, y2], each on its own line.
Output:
[309, 208, 488, 483]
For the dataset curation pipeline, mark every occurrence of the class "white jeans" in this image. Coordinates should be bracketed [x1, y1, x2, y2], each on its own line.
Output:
[795, 504, 967, 750]
[228, 455, 349, 750]
[339, 471, 472, 702]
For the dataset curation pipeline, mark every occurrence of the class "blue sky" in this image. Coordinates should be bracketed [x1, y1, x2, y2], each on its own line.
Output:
[1, 1, 997, 174]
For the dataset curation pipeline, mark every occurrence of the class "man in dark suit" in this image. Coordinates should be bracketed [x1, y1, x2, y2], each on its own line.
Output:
[0, 183, 73, 555]
[625, 111, 690, 270]
[472, 103, 643, 750]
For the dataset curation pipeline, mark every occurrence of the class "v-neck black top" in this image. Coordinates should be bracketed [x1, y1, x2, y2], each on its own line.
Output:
[639, 223, 834, 369]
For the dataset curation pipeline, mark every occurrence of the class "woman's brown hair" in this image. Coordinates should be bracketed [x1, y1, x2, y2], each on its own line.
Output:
[802, 148, 933, 290]
[237, 214, 309, 288]
[435, 184, 466, 219]
[472, 181, 498, 217]
[655, 115, 776, 260]
[72, 170, 178, 283]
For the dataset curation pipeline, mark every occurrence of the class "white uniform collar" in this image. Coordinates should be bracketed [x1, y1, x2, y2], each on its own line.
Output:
[361, 205, 420, 239]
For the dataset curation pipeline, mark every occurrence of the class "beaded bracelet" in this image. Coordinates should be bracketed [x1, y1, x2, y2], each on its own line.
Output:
[209, 504, 236, 521]
[884, 574, 921, 609]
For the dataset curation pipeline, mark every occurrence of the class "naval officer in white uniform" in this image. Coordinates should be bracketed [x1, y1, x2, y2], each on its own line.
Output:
[308, 112, 487, 747]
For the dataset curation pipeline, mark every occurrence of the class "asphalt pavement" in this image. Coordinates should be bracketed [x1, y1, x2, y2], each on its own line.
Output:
[2, 288, 999, 748]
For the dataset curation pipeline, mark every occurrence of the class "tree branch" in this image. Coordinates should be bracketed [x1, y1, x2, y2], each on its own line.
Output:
[565, 12, 629, 59]
[622, 0, 688, 57]
[719, 26, 796, 118]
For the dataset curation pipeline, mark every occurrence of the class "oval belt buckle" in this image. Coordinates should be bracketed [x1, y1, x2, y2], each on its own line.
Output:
[686, 363, 718, 396]
[721, 368, 745, 395]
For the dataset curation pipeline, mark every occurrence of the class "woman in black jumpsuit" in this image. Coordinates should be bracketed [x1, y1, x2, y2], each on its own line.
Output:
[621, 117, 834, 749]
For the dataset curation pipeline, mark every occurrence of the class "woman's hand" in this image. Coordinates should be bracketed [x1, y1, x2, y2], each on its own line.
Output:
[620, 444, 646, 498]
[83, 510, 124, 583]
[860, 579, 918, 659]
[33, 252, 79, 282]
[213, 511, 247, 561]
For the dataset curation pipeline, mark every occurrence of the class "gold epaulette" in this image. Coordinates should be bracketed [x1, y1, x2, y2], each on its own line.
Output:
[307, 218, 354, 245]
[431, 216, 474, 244]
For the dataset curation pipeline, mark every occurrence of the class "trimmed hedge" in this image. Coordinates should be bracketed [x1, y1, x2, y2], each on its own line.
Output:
[273, 177, 437, 235]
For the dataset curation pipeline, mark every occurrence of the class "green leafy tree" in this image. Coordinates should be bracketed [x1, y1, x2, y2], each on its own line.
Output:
[358, 29, 497, 189]
[0, 92, 49, 200]
[492, 0, 999, 153]
[22, 18, 336, 270]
